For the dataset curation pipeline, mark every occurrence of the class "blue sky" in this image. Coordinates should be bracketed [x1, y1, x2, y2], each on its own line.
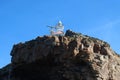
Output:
[0, 0, 120, 68]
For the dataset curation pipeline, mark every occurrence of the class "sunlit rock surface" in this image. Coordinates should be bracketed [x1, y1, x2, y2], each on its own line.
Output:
[0, 30, 120, 80]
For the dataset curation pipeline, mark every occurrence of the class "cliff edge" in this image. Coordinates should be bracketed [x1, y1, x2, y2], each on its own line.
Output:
[0, 30, 120, 80]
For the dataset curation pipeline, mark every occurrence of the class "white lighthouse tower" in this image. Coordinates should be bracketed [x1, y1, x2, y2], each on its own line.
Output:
[55, 21, 64, 32]
[48, 21, 64, 36]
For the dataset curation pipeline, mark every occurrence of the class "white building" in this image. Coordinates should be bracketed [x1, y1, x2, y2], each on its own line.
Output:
[48, 21, 64, 36]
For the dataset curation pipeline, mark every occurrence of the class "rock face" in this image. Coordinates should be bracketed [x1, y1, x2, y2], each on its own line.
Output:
[0, 30, 120, 80]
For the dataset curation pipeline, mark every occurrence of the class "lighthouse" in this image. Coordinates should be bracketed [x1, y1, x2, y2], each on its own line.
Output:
[55, 21, 64, 32]
[48, 21, 64, 36]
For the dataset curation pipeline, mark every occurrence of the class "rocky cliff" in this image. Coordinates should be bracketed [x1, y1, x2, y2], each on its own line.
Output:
[0, 30, 120, 80]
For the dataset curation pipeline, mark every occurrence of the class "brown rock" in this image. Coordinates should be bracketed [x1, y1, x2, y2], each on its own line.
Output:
[0, 30, 120, 80]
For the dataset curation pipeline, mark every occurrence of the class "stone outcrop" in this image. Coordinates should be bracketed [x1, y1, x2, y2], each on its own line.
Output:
[0, 64, 11, 80]
[0, 30, 120, 80]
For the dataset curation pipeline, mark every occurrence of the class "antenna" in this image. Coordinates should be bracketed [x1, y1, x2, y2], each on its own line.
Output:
[47, 25, 55, 29]
[47, 26, 55, 35]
